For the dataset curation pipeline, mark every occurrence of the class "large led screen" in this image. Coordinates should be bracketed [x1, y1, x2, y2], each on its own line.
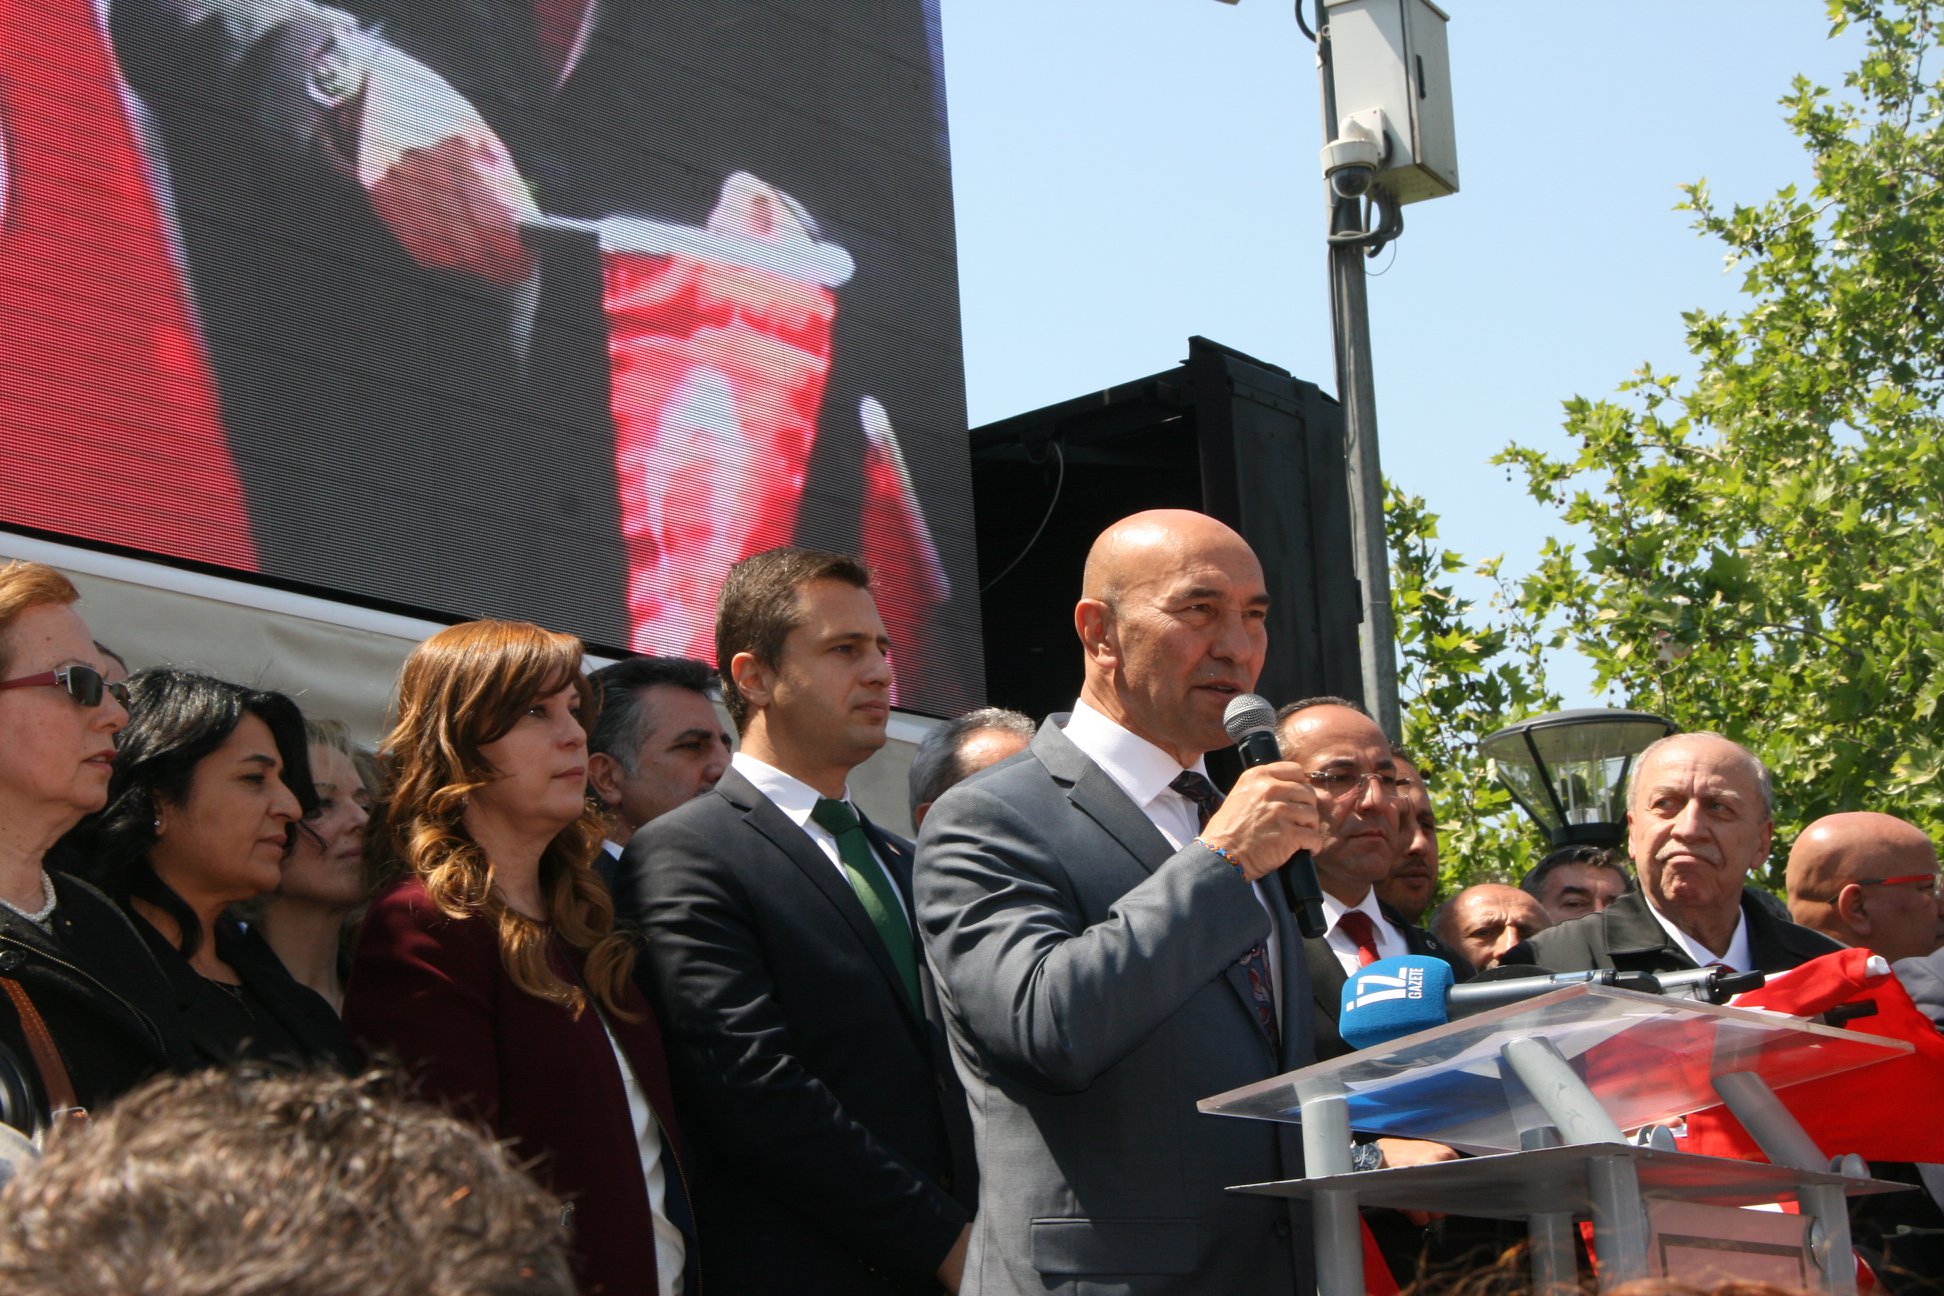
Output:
[0, 0, 981, 714]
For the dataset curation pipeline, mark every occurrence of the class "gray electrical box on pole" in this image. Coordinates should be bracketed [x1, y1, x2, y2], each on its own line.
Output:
[1210, 0, 1458, 741]
[1324, 0, 1458, 204]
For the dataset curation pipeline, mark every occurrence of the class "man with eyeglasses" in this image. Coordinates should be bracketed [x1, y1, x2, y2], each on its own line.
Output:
[1273, 698, 1472, 1062]
[1785, 812, 1943, 964]
[1787, 817, 1944, 1295]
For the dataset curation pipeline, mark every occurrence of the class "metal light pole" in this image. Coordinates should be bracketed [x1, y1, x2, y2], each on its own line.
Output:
[1312, 2, 1399, 737]
[1218, 0, 1457, 736]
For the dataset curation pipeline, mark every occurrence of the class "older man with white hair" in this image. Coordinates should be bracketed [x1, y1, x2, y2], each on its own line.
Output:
[1504, 732, 1840, 975]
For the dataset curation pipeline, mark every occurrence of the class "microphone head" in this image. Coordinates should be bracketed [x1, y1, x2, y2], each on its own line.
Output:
[1340, 955, 1458, 1050]
[1222, 693, 1278, 744]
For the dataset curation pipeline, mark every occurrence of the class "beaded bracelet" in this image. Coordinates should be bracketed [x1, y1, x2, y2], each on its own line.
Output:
[1194, 837, 1245, 878]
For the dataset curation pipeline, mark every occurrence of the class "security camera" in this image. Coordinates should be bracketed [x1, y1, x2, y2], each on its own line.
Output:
[1320, 113, 1386, 201]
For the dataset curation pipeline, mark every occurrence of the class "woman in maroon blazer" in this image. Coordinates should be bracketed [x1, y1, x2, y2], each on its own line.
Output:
[344, 620, 695, 1296]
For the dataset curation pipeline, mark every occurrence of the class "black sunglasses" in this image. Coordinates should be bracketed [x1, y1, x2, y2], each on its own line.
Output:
[0, 664, 129, 708]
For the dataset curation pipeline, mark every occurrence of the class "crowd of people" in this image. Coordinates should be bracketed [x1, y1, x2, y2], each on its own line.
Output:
[0, 504, 1939, 1296]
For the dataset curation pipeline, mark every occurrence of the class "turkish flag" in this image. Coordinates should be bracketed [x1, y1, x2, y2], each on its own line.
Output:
[0, 0, 256, 568]
[1679, 948, 1944, 1165]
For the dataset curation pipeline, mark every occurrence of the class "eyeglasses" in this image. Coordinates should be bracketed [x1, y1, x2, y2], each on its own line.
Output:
[1852, 873, 1940, 896]
[1306, 769, 1404, 800]
[0, 664, 128, 708]
[1803, 873, 1942, 904]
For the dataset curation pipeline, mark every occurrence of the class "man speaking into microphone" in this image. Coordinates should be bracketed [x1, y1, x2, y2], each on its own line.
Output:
[917, 509, 1321, 1296]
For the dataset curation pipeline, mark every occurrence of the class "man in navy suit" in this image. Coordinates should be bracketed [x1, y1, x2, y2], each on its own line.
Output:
[620, 547, 974, 1293]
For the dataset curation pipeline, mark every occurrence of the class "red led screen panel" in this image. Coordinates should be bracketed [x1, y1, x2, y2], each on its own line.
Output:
[0, 0, 981, 714]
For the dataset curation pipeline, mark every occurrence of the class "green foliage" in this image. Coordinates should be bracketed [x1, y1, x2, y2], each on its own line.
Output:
[1388, 486, 1561, 886]
[1395, 0, 1944, 890]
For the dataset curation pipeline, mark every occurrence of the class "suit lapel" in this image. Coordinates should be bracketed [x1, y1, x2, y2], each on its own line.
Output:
[1034, 723, 1176, 876]
[1603, 892, 1690, 968]
[1036, 722, 1280, 1048]
[718, 769, 926, 1035]
[1306, 936, 1347, 1022]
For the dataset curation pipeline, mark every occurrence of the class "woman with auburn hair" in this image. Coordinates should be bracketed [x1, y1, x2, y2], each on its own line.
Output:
[344, 620, 694, 1296]
[0, 562, 192, 1127]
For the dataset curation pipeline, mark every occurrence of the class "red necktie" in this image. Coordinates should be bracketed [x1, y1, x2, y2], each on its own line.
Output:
[1337, 910, 1382, 968]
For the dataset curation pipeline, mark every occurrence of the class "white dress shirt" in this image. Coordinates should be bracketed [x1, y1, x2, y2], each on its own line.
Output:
[593, 1013, 686, 1295]
[731, 751, 908, 920]
[1646, 896, 1753, 972]
[1062, 701, 1280, 1019]
[1319, 888, 1408, 976]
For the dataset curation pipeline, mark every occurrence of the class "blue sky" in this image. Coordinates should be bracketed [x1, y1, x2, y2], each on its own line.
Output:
[941, 2, 1861, 705]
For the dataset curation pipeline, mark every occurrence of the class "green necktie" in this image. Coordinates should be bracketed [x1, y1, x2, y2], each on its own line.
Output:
[810, 797, 921, 1011]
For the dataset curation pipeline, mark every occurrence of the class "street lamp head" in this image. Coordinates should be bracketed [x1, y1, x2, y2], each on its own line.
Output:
[1478, 708, 1677, 848]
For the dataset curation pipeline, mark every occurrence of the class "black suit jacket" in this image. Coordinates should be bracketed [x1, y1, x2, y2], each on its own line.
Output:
[619, 765, 974, 1294]
[141, 916, 355, 1072]
[1306, 901, 1473, 1062]
[1501, 889, 1843, 976]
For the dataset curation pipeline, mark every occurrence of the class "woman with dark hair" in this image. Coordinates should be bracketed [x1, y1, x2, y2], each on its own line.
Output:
[344, 620, 695, 1296]
[0, 561, 191, 1128]
[84, 669, 353, 1070]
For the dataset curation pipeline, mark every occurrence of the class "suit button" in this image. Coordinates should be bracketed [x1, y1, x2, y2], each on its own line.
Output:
[1274, 1218, 1291, 1239]
[0, 950, 22, 973]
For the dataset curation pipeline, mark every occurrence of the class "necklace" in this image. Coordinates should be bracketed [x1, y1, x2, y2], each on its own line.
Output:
[0, 871, 57, 925]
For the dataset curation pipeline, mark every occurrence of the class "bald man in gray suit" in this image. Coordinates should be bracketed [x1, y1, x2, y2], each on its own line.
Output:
[917, 510, 1320, 1295]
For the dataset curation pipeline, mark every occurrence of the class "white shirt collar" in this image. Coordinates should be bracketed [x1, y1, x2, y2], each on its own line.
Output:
[732, 750, 849, 832]
[1065, 700, 1206, 803]
[1318, 888, 1405, 973]
[1645, 893, 1753, 973]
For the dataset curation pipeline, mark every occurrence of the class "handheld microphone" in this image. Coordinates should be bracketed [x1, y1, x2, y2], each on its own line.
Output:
[1339, 956, 1671, 1049]
[1221, 694, 1327, 938]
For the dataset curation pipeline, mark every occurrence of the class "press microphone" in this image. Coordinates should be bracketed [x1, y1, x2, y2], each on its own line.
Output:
[1221, 693, 1328, 938]
[1337, 956, 1758, 1049]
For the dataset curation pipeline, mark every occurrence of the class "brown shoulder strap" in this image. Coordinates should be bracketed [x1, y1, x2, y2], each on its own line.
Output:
[0, 976, 78, 1116]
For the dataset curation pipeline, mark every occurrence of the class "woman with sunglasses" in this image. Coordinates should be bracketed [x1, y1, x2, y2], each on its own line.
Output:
[78, 669, 354, 1071]
[0, 561, 193, 1128]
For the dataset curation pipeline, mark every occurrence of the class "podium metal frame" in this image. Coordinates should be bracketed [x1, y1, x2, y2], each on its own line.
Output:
[1199, 985, 1913, 1295]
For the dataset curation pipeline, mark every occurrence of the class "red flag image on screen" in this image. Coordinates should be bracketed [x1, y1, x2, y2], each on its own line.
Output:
[0, 0, 255, 569]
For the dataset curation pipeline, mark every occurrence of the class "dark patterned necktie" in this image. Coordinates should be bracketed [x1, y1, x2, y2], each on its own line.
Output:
[1170, 771, 1279, 1049]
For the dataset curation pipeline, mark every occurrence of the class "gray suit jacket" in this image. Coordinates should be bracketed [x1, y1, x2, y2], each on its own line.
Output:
[916, 719, 1312, 1295]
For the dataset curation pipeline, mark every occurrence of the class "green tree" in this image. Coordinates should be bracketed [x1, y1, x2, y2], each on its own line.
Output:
[1397, 0, 1944, 887]
[1388, 486, 1561, 886]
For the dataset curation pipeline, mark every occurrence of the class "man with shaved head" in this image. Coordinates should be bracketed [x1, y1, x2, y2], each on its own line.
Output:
[918, 509, 1320, 1295]
[1432, 884, 1552, 971]
[1505, 733, 1841, 975]
[1785, 812, 1943, 963]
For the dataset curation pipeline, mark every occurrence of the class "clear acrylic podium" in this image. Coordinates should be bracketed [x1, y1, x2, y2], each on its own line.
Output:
[1199, 985, 1914, 1295]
